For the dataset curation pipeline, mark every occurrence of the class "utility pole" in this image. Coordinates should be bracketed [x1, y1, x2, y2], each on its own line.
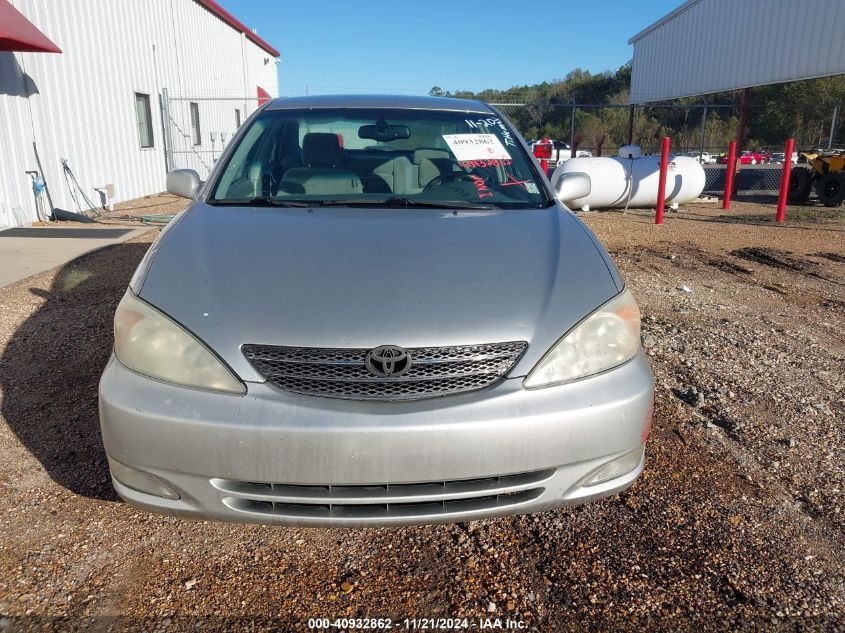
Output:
[828, 105, 839, 149]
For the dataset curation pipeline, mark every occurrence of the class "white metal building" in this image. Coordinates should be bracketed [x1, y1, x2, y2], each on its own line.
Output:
[628, 0, 845, 104]
[0, 0, 280, 227]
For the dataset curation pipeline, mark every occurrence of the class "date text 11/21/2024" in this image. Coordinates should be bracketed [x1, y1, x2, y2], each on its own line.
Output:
[307, 616, 528, 630]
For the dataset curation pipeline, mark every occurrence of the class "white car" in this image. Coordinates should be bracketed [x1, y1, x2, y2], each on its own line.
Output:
[532, 140, 592, 166]
[687, 151, 716, 164]
[771, 152, 798, 165]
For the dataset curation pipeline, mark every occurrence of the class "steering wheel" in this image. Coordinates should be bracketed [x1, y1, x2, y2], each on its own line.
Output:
[423, 171, 479, 191]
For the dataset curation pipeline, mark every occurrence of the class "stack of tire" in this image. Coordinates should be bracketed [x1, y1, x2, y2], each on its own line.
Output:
[788, 155, 845, 207]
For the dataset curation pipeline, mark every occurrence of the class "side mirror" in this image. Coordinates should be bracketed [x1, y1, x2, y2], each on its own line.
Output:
[552, 172, 591, 204]
[166, 169, 201, 199]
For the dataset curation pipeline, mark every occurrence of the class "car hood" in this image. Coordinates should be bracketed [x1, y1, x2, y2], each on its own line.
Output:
[135, 202, 622, 382]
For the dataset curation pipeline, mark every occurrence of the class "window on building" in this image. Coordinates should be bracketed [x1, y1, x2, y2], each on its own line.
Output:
[235, 108, 242, 128]
[135, 93, 154, 148]
[190, 102, 201, 145]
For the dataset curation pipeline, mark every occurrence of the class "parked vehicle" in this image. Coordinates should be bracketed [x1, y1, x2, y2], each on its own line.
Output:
[788, 149, 845, 206]
[532, 139, 592, 166]
[770, 151, 798, 165]
[718, 150, 768, 165]
[99, 94, 654, 527]
[686, 151, 716, 164]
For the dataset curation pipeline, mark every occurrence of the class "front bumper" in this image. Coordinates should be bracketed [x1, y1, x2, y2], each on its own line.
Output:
[99, 352, 654, 527]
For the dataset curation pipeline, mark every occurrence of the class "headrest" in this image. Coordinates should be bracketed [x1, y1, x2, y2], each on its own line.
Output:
[302, 133, 345, 167]
[413, 148, 450, 165]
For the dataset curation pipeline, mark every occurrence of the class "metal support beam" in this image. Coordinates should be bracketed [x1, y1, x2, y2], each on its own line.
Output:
[161, 88, 174, 172]
[733, 88, 752, 195]
[735, 88, 751, 156]
[829, 106, 839, 150]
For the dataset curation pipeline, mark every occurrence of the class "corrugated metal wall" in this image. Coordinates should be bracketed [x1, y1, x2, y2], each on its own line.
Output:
[0, 0, 279, 227]
[629, 0, 845, 104]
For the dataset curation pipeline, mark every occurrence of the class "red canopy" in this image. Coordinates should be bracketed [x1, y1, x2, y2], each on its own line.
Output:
[0, 1, 61, 53]
[257, 86, 272, 106]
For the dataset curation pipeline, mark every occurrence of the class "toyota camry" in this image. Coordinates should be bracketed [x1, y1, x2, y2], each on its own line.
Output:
[99, 94, 654, 526]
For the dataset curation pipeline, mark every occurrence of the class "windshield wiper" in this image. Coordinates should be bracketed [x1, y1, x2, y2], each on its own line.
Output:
[208, 197, 313, 207]
[315, 197, 498, 210]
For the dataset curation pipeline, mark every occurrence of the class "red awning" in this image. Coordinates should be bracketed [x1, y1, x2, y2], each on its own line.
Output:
[257, 86, 272, 106]
[0, 1, 61, 53]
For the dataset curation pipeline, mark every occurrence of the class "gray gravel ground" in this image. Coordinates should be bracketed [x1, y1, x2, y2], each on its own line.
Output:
[0, 202, 843, 632]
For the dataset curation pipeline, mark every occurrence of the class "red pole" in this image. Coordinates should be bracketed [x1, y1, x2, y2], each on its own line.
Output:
[722, 140, 737, 210]
[776, 137, 794, 223]
[655, 136, 671, 224]
[538, 137, 550, 176]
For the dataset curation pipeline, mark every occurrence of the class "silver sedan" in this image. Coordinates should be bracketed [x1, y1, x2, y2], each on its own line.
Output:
[99, 94, 653, 527]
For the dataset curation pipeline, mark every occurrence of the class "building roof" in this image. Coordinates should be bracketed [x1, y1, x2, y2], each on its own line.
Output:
[627, 0, 845, 103]
[265, 94, 493, 113]
[628, 0, 701, 44]
[194, 0, 279, 58]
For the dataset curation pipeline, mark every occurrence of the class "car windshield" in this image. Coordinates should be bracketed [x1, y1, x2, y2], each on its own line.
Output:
[208, 107, 550, 209]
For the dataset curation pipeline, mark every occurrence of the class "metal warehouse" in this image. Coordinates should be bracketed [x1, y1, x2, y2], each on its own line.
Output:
[0, 0, 280, 228]
[628, 0, 845, 104]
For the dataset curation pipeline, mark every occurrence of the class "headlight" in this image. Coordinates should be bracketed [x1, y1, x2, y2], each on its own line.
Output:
[113, 291, 245, 394]
[524, 288, 641, 388]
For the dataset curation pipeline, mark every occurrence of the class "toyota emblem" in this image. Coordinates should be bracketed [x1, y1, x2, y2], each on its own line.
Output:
[365, 345, 412, 378]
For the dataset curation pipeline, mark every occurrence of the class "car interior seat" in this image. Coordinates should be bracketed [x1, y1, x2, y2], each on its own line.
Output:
[279, 133, 363, 195]
[372, 155, 414, 194]
[221, 159, 264, 199]
[412, 149, 454, 189]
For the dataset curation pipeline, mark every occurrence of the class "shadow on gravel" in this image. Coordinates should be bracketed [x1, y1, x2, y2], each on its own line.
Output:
[0, 241, 150, 500]
[731, 246, 845, 286]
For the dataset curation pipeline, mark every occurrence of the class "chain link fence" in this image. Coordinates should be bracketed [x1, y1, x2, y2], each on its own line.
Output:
[489, 100, 844, 198]
[490, 101, 844, 160]
[162, 90, 266, 180]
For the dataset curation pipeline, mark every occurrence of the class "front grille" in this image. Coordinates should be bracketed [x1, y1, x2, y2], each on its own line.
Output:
[242, 341, 527, 401]
[212, 468, 554, 521]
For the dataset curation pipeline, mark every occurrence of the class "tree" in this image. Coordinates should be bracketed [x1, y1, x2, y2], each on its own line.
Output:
[428, 86, 445, 97]
[525, 97, 553, 130]
[443, 64, 845, 152]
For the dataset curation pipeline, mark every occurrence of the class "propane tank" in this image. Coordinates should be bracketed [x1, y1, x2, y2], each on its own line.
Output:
[618, 145, 642, 159]
[552, 145, 705, 209]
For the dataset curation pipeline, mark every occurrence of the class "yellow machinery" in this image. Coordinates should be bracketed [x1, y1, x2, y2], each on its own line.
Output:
[788, 150, 845, 206]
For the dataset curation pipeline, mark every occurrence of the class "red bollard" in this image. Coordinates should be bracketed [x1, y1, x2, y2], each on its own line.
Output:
[655, 136, 671, 224]
[722, 140, 737, 210]
[534, 137, 552, 176]
[776, 137, 794, 223]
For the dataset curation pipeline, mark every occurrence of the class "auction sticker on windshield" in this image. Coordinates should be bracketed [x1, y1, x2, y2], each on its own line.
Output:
[442, 134, 511, 161]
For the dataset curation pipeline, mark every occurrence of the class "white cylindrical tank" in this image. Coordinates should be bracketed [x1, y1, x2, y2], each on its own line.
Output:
[552, 149, 705, 209]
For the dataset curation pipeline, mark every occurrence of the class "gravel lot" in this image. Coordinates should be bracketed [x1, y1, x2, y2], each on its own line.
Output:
[1, 199, 843, 631]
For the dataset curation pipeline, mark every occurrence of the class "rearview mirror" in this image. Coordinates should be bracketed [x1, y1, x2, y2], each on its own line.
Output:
[552, 172, 591, 204]
[166, 169, 201, 199]
[359, 122, 410, 142]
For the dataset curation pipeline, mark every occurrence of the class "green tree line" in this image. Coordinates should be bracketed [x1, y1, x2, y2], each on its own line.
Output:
[431, 65, 845, 154]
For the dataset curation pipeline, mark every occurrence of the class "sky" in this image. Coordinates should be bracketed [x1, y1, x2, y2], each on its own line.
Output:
[219, 0, 685, 97]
